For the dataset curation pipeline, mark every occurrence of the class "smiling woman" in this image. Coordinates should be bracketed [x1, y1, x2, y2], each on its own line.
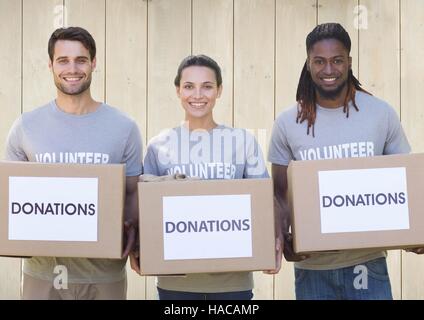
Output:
[134, 55, 272, 300]
[175, 55, 223, 131]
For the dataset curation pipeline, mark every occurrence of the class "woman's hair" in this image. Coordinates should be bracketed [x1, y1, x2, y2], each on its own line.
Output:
[174, 55, 222, 87]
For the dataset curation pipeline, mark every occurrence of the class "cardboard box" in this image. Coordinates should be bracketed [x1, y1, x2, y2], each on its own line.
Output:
[0, 161, 125, 258]
[287, 153, 424, 254]
[138, 178, 275, 275]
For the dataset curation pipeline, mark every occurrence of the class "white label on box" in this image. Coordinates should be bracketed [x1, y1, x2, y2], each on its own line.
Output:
[162, 194, 252, 260]
[318, 167, 409, 233]
[9, 177, 98, 241]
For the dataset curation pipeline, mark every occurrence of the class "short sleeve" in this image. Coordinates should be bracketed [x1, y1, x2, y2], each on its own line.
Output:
[143, 143, 161, 176]
[267, 116, 294, 165]
[243, 130, 269, 179]
[5, 117, 28, 161]
[383, 106, 411, 155]
[122, 122, 143, 176]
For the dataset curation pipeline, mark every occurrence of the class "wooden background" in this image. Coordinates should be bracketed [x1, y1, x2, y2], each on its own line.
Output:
[0, 0, 423, 299]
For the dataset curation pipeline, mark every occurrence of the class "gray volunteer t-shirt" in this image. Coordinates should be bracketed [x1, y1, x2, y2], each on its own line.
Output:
[5, 100, 143, 283]
[268, 91, 411, 270]
[144, 124, 269, 293]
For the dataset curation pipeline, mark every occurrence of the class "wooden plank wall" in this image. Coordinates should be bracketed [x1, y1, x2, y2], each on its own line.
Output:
[0, 0, 423, 300]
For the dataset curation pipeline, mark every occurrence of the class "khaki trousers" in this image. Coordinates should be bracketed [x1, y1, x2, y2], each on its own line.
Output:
[22, 273, 127, 300]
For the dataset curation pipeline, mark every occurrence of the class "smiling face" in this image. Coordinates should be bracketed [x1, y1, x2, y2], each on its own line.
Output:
[176, 65, 222, 122]
[49, 40, 95, 96]
[307, 38, 351, 101]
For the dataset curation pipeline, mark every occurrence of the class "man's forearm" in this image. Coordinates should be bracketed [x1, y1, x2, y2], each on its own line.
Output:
[124, 189, 138, 225]
[275, 193, 291, 235]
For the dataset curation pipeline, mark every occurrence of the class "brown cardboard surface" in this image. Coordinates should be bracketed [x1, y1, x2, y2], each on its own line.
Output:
[288, 153, 424, 254]
[138, 178, 275, 275]
[0, 161, 125, 258]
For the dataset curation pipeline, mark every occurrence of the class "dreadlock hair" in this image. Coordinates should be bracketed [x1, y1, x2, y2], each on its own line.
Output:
[296, 22, 371, 136]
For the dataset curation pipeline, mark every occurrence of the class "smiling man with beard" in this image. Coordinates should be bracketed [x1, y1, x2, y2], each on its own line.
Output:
[5, 27, 143, 300]
[268, 23, 412, 300]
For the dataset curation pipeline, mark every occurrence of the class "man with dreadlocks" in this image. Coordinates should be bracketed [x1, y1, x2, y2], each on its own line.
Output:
[268, 23, 411, 300]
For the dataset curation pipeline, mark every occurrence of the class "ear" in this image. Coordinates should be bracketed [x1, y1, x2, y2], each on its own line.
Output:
[217, 85, 223, 98]
[91, 57, 97, 70]
[176, 86, 181, 98]
[306, 58, 310, 72]
[348, 56, 352, 69]
[48, 59, 52, 70]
